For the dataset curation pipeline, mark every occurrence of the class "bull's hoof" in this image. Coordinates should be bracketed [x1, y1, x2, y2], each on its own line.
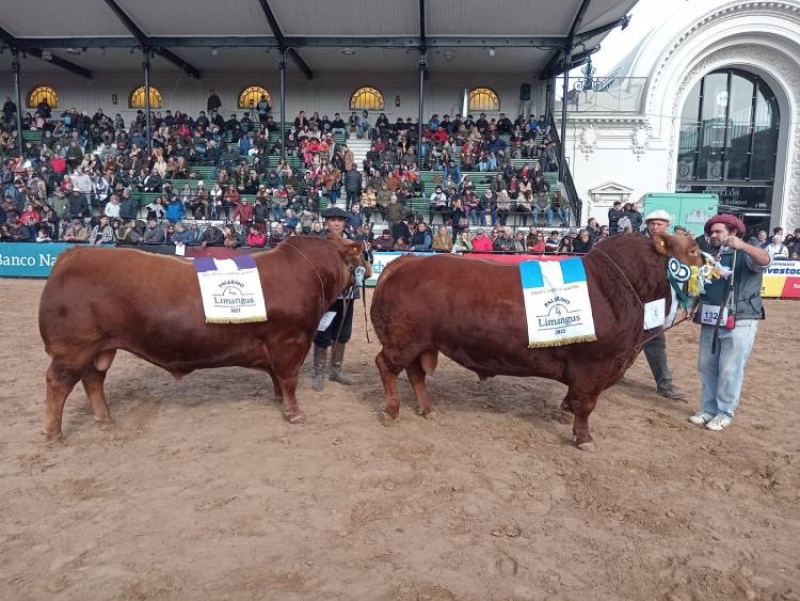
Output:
[381, 410, 399, 425]
[94, 418, 114, 431]
[44, 431, 64, 445]
[284, 411, 307, 424]
[576, 441, 598, 452]
[418, 408, 436, 419]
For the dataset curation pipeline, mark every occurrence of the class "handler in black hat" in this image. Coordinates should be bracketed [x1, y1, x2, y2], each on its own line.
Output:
[311, 205, 361, 391]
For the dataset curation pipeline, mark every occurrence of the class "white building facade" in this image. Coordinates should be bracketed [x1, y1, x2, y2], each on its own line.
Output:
[568, 0, 800, 233]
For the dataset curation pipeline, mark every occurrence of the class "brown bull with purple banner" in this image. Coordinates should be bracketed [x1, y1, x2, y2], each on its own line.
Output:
[39, 236, 369, 442]
[370, 233, 703, 449]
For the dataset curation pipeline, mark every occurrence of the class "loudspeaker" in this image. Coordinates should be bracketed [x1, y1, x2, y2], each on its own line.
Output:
[519, 83, 532, 101]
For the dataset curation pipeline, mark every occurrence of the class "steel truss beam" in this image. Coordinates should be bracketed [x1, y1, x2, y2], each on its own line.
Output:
[257, 0, 314, 80]
[2, 35, 569, 50]
[0, 24, 92, 79]
[100, 0, 201, 78]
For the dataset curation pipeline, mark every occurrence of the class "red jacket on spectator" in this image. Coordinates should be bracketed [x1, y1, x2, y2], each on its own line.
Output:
[432, 129, 448, 144]
[246, 230, 267, 247]
[235, 200, 254, 223]
[471, 234, 493, 252]
[51, 156, 66, 174]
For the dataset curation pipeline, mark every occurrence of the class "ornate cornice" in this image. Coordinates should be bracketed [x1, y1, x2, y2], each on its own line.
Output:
[665, 45, 800, 230]
[647, 1, 800, 114]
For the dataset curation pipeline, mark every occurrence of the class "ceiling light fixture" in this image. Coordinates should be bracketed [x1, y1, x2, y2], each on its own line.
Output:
[489, 47, 495, 57]
[210, 47, 219, 56]
[341, 48, 356, 56]
[41, 50, 53, 61]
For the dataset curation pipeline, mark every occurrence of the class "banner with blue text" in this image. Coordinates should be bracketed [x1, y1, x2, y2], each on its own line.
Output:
[0, 243, 80, 278]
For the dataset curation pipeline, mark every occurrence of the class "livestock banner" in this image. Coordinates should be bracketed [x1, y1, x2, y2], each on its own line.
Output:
[519, 257, 597, 348]
[0, 242, 78, 278]
[193, 256, 268, 323]
[762, 259, 800, 299]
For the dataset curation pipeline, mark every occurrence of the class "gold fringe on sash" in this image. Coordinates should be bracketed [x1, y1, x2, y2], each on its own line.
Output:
[205, 316, 268, 324]
[528, 334, 597, 349]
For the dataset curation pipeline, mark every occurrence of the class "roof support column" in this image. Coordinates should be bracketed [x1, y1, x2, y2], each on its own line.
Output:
[279, 48, 287, 163]
[559, 49, 571, 182]
[417, 51, 427, 155]
[142, 47, 152, 156]
[545, 76, 555, 122]
[11, 48, 23, 158]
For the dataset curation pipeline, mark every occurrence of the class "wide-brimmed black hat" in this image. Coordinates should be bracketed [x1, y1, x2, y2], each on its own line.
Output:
[320, 206, 350, 220]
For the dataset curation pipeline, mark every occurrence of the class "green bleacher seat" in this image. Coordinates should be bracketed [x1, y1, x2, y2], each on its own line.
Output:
[188, 166, 217, 180]
[23, 130, 43, 142]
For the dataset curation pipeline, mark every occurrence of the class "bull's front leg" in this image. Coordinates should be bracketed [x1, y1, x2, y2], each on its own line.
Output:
[571, 390, 599, 451]
[275, 373, 306, 423]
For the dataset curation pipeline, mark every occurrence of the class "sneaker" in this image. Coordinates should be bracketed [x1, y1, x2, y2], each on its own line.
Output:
[688, 412, 714, 426]
[657, 385, 687, 400]
[705, 414, 732, 431]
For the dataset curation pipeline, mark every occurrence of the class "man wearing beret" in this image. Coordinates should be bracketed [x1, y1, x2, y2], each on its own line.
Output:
[689, 214, 770, 431]
[310, 206, 363, 391]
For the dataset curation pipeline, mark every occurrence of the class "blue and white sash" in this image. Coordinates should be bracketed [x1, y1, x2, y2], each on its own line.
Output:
[519, 258, 596, 348]
[194, 256, 267, 323]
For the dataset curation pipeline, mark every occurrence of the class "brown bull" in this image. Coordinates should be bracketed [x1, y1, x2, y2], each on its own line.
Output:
[39, 236, 369, 442]
[370, 233, 703, 448]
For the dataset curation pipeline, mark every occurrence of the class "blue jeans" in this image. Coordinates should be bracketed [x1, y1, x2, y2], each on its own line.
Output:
[698, 320, 759, 418]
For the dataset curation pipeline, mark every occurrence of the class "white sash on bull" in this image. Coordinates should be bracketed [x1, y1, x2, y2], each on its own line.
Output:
[193, 256, 267, 324]
[519, 258, 597, 348]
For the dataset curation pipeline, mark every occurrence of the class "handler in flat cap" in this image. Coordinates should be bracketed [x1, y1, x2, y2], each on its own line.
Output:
[688, 214, 770, 431]
[642, 209, 686, 400]
[310, 206, 365, 391]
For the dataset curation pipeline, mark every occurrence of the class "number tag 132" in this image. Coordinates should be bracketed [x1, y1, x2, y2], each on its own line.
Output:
[700, 304, 734, 328]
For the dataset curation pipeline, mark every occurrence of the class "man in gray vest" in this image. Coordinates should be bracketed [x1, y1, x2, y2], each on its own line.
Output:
[689, 214, 770, 431]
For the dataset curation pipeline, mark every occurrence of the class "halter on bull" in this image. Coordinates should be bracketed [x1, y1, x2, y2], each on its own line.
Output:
[370, 233, 707, 449]
[39, 236, 370, 442]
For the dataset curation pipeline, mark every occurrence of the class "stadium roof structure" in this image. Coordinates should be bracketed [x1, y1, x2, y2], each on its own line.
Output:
[0, 0, 637, 80]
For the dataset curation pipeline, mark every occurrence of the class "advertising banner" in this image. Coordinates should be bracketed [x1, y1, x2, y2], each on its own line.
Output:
[0, 242, 79, 278]
[762, 259, 800, 299]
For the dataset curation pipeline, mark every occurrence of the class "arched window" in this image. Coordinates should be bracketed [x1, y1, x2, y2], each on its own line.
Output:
[28, 85, 59, 110]
[238, 86, 272, 110]
[468, 87, 500, 112]
[350, 87, 384, 111]
[129, 85, 163, 109]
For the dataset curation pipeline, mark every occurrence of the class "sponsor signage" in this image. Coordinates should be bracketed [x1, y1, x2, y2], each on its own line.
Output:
[762, 259, 800, 299]
[0, 243, 78, 278]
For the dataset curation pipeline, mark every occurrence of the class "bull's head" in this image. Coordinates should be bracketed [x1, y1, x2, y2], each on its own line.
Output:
[651, 232, 714, 307]
[337, 239, 373, 289]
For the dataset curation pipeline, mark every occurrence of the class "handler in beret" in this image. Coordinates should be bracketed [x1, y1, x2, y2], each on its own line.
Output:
[689, 214, 770, 431]
[310, 206, 366, 391]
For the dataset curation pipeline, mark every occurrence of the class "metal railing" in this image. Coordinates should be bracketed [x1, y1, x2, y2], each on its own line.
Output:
[556, 76, 648, 114]
[547, 112, 582, 224]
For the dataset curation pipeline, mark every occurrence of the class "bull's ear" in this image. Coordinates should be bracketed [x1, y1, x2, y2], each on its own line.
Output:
[652, 231, 671, 257]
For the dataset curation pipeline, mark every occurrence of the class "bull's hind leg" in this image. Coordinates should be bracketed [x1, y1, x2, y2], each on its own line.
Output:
[406, 357, 434, 417]
[376, 350, 401, 420]
[81, 352, 116, 430]
[44, 361, 80, 442]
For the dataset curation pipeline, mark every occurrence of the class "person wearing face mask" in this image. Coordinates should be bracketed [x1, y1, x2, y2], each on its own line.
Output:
[689, 214, 770, 431]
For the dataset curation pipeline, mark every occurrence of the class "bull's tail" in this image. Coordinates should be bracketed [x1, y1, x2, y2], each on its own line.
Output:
[419, 349, 438, 374]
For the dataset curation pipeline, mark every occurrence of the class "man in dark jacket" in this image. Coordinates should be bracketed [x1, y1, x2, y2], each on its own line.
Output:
[343, 165, 361, 210]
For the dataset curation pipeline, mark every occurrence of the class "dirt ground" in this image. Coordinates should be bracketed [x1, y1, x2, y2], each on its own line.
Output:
[1, 279, 799, 601]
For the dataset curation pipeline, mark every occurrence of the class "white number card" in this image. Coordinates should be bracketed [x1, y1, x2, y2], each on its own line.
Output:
[700, 304, 729, 326]
[643, 298, 666, 330]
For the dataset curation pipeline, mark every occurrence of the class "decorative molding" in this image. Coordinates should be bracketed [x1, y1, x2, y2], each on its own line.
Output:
[578, 124, 598, 159]
[631, 124, 649, 160]
[665, 45, 800, 231]
[647, 1, 800, 115]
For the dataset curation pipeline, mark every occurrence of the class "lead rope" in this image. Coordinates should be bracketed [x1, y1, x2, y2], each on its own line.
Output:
[592, 247, 694, 354]
[284, 239, 327, 322]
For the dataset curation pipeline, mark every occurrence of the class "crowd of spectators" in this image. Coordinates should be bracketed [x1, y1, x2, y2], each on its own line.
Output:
[1, 89, 571, 246]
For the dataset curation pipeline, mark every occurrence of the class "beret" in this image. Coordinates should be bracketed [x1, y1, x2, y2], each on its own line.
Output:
[704, 214, 746, 237]
[320, 206, 350, 220]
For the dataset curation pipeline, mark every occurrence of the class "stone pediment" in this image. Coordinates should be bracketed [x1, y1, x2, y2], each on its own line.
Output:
[588, 181, 634, 196]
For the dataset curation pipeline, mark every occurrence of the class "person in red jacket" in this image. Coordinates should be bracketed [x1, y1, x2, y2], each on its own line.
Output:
[245, 224, 267, 248]
[471, 228, 494, 252]
[233, 197, 254, 224]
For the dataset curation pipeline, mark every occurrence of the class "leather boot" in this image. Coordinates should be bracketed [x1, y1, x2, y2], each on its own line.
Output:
[311, 345, 327, 392]
[328, 344, 353, 385]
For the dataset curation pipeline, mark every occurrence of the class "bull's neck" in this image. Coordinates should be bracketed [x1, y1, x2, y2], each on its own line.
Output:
[587, 246, 670, 306]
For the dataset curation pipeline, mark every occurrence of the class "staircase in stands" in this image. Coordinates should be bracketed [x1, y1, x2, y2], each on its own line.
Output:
[344, 137, 372, 169]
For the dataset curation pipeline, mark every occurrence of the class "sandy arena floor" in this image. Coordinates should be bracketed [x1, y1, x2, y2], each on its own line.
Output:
[1, 279, 799, 601]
